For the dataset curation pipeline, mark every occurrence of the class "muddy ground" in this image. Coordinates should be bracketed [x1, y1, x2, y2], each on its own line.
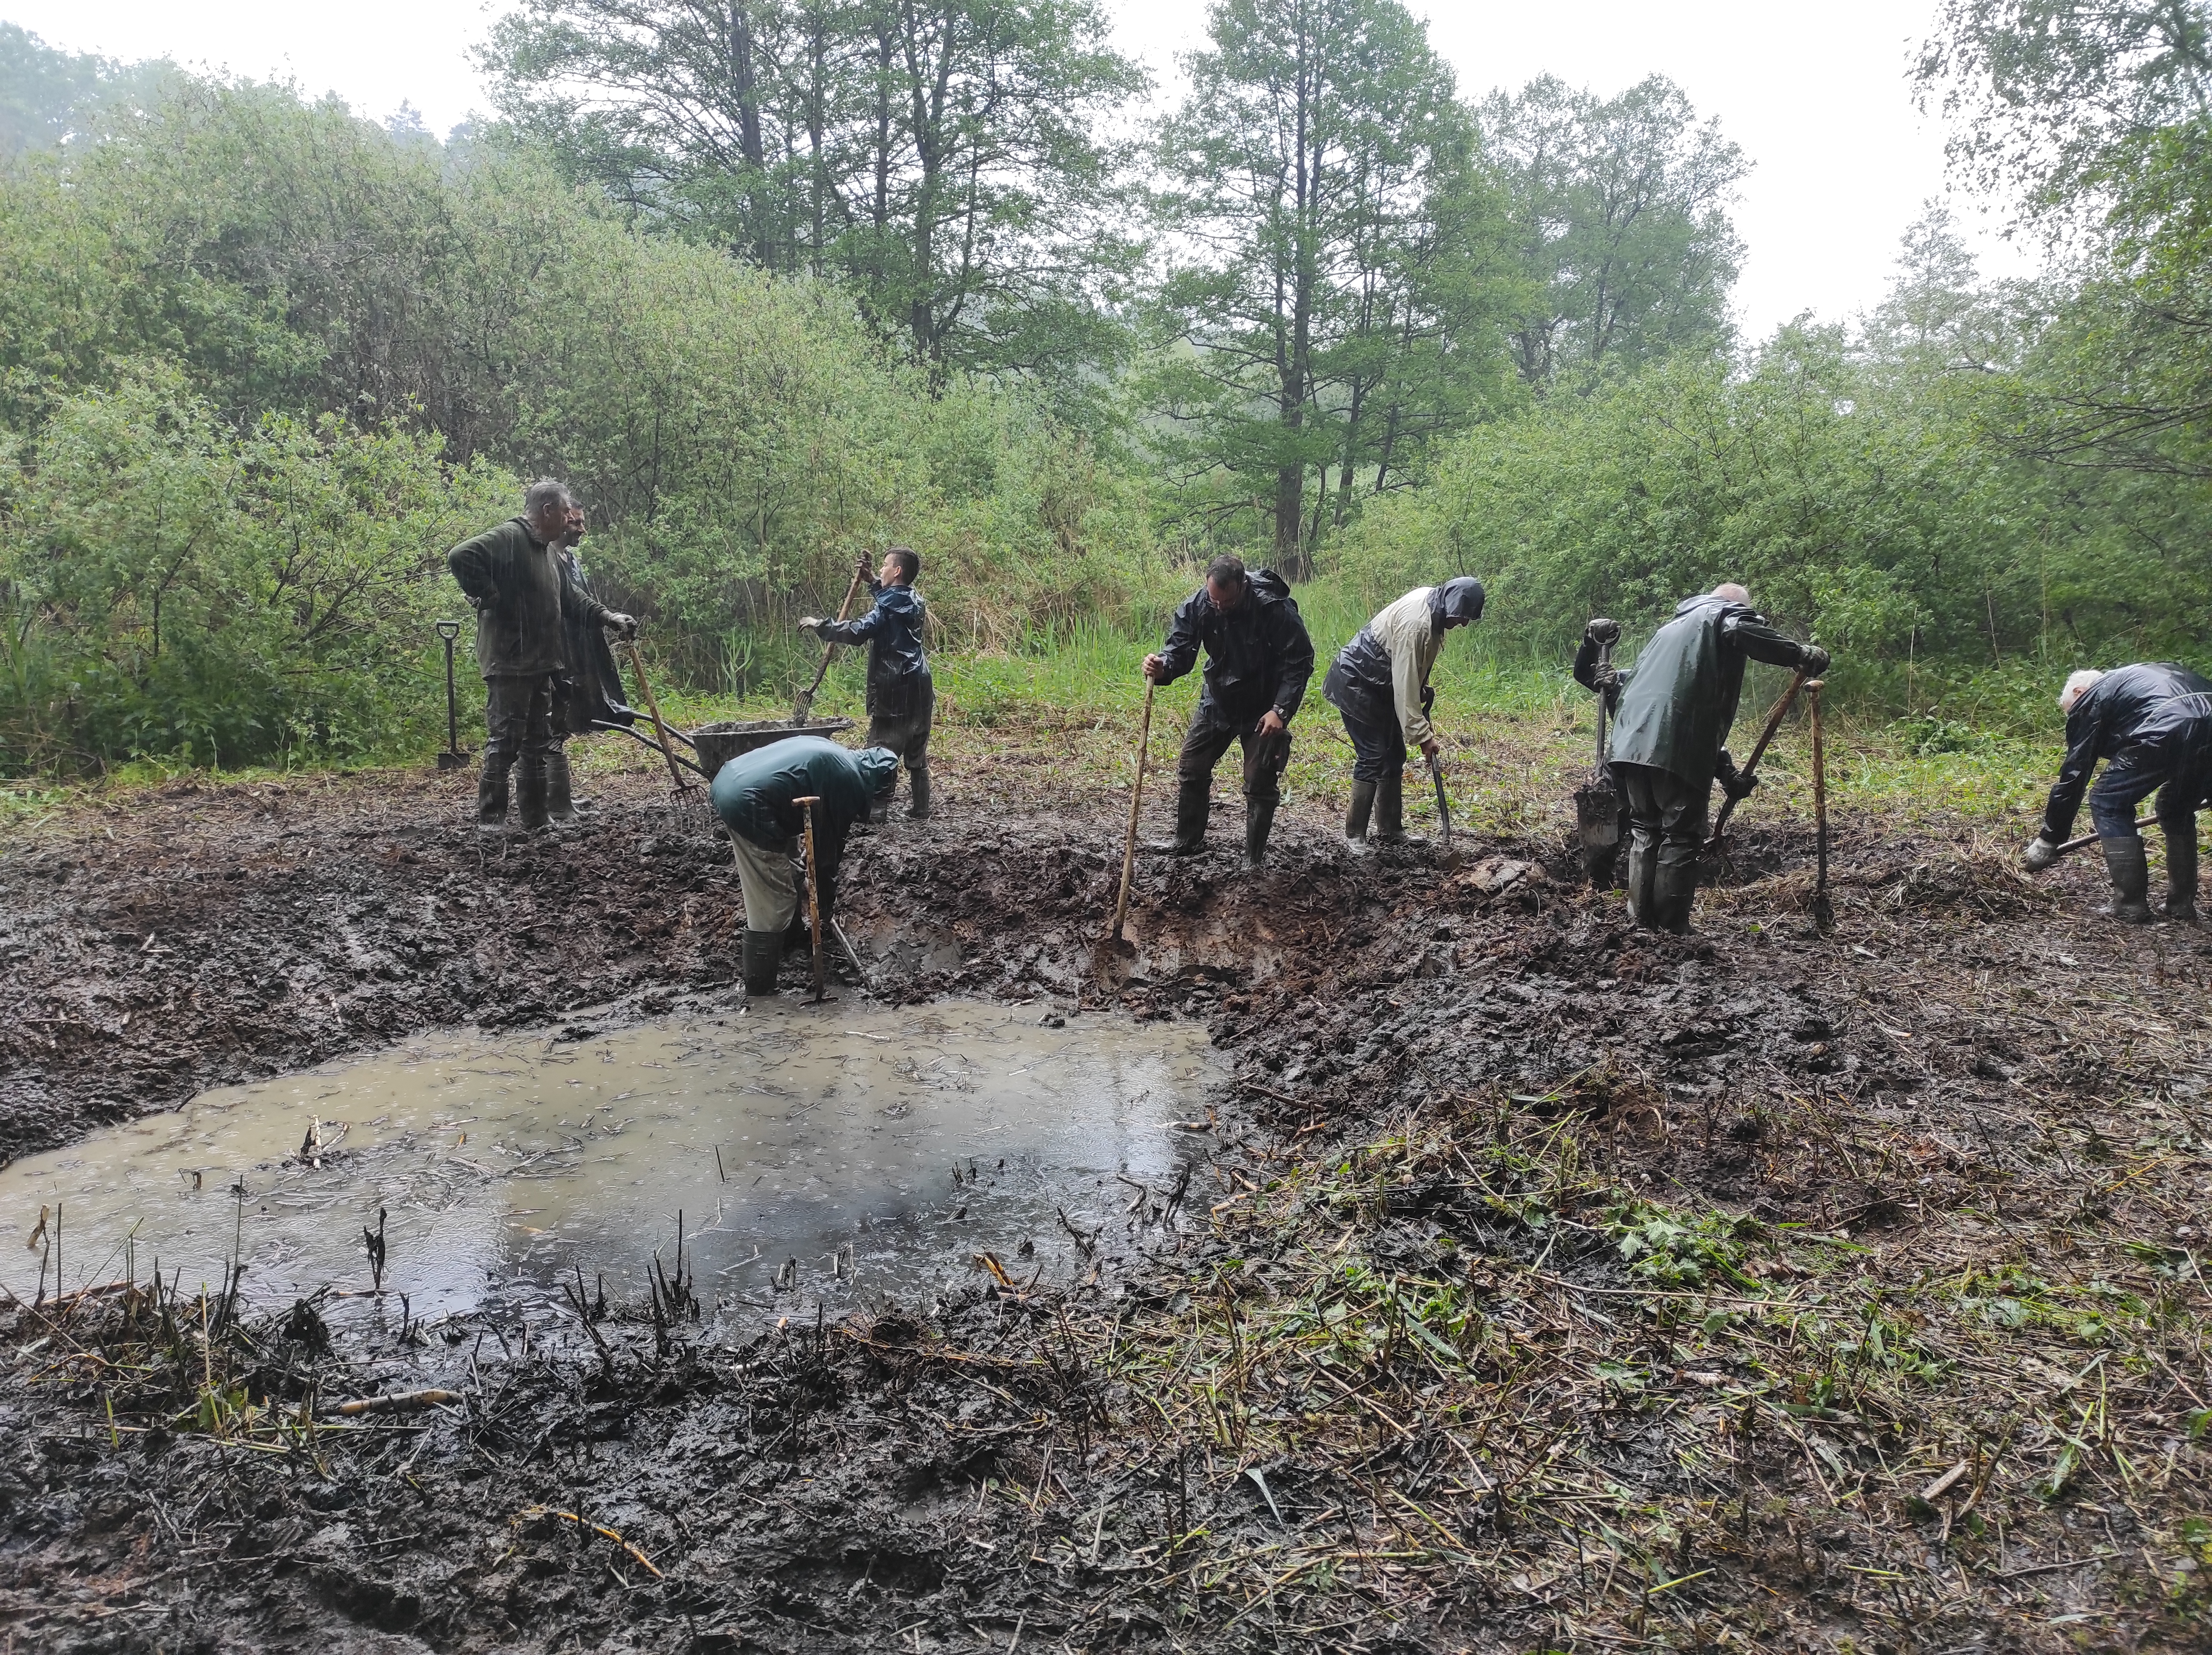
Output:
[2, 753, 2209, 1652]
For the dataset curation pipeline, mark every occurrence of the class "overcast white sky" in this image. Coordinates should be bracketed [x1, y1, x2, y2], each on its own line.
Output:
[4, 0, 2032, 339]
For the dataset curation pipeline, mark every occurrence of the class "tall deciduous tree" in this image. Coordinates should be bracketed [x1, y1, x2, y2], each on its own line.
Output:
[1151, 0, 1505, 572]
[481, 0, 1146, 383]
[1478, 75, 1745, 392]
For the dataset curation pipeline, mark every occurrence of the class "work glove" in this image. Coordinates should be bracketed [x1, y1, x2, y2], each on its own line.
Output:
[2022, 833, 2060, 873]
[605, 612, 639, 640]
[1717, 754, 1757, 801]
[797, 616, 824, 637]
[1591, 665, 1623, 695]
[1585, 618, 1622, 646]
[1420, 684, 1436, 715]
[1801, 644, 1832, 677]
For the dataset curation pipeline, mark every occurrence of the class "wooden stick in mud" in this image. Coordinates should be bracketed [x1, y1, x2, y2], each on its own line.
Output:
[1706, 667, 1811, 849]
[622, 636, 692, 795]
[1111, 675, 1157, 944]
[1808, 678, 1831, 931]
[794, 795, 829, 1001]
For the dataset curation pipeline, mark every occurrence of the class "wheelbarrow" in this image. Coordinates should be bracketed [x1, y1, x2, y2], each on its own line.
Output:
[593, 715, 857, 784]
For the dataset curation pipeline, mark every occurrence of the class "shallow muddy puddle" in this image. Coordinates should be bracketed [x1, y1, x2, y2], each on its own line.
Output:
[0, 1001, 1226, 1331]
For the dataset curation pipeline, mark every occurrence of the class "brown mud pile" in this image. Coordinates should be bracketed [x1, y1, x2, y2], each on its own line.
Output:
[2, 762, 2209, 1652]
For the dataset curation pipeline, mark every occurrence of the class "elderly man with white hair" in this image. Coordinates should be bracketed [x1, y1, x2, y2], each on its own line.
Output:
[1572, 582, 1829, 932]
[2020, 662, 2212, 921]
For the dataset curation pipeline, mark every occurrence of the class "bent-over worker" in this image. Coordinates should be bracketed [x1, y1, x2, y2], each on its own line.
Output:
[2020, 663, 2212, 921]
[448, 479, 637, 833]
[1574, 582, 1828, 932]
[546, 498, 636, 824]
[709, 736, 900, 996]
[1143, 555, 1315, 869]
[1321, 576, 1486, 852]
[801, 546, 933, 821]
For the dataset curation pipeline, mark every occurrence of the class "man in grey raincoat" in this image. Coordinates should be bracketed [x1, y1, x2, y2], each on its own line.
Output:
[1574, 583, 1828, 931]
[1321, 576, 1485, 852]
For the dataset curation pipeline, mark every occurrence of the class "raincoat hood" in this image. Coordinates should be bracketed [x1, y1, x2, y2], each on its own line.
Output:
[1428, 576, 1486, 634]
[855, 746, 901, 797]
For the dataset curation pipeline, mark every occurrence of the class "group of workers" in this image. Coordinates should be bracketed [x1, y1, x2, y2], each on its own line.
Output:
[446, 480, 2207, 993]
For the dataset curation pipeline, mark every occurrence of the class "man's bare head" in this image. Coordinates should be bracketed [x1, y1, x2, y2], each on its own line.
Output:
[2060, 668, 2105, 715]
[1710, 582, 1751, 606]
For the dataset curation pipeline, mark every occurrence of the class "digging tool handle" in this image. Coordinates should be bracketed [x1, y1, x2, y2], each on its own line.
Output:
[1706, 668, 1811, 848]
[622, 637, 692, 794]
[1110, 675, 1157, 943]
[1592, 636, 1614, 770]
[795, 796, 829, 1001]
[2055, 816, 2154, 858]
[795, 569, 866, 722]
[435, 621, 463, 759]
[1427, 749, 1454, 854]
[1808, 679, 1831, 930]
[829, 917, 870, 989]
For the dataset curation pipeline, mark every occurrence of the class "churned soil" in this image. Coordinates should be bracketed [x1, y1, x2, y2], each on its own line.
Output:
[2, 747, 2209, 1652]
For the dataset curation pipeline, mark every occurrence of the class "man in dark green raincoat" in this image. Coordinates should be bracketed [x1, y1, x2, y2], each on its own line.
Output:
[1573, 583, 1829, 932]
[708, 736, 900, 996]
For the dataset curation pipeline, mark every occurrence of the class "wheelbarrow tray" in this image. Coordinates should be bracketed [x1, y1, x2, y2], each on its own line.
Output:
[691, 717, 856, 782]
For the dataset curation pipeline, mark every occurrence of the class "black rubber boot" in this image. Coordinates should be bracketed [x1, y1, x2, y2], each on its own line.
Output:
[1651, 853, 1700, 934]
[908, 769, 932, 819]
[741, 930, 782, 996]
[1343, 778, 1376, 855]
[1154, 781, 1208, 855]
[1243, 802, 1276, 870]
[1624, 838, 1658, 928]
[2166, 828, 2199, 921]
[1374, 771, 1406, 843]
[2101, 835, 2152, 922]
[475, 768, 510, 833]
[516, 764, 550, 833]
[546, 749, 579, 824]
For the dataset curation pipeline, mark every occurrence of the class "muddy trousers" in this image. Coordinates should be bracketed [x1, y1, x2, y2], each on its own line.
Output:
[1172, 713, 1289, 853]
[481, 673, 558, 828]
[1615, 762, 1710, 933]
[867, 673, 935, 821]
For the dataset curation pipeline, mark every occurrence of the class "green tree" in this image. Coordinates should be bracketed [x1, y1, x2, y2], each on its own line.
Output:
[1477, 74, 1745, 392]
[481, 0, 1147, 384]
[1150, 0, 1504, 572]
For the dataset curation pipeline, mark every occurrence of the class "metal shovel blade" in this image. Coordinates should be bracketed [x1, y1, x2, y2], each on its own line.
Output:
[1574, 771, 1622, 888]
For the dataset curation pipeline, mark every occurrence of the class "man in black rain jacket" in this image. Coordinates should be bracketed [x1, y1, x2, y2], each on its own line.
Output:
[1144, 555, 1315, 869]
[802, 546, 933, 822]
[449, 480, 637, 833]
[1574, 583, 1828, 931]
[2021, 663, 2212, 921]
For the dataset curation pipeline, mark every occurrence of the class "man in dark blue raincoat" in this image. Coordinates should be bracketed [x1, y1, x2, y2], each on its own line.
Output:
[1574, 583, 1828, 932]
[2021, 663, 2212, 921]
[1143, 555, 1315, 869]
[803, 547, 933, 821]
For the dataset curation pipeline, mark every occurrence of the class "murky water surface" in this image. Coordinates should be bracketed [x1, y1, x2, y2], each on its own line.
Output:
[0, 1002, 1225, 1327]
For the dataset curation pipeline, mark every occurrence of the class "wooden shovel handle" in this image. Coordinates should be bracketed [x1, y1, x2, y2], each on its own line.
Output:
[623, 637, 692, 794]
[802, 569, 868, 703]
[1111, 676, 1157, 942]
[1707, 668, 1810, 846]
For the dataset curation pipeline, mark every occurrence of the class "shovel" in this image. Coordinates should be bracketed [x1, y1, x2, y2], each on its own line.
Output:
[1572, 632, 1620, 886]
[622, 636, 694, 795]
[1808, 677, 1831, 931]
[1106, 675, 1157, 949]
[792, 568, 866, 725]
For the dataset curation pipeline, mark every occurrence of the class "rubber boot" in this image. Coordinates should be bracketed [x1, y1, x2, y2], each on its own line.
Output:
[2101, 835, 2152, 923]
[1152, 781, 1209, 855]
[475, 768, 510, 833]
[546, 749, 579, 825]
[2165, 828, 2199, 921]
[1244, 801, 1276, 870]
[1343, 778, 1376, 856]
[1373, 771, 1406, 844]
[907, 769, 932, 819]
[1624, 838, 1658, 928]
[515, 763, 550, 834]
[741, 930, 782, 997]
[1650, 853, 1700, 935]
